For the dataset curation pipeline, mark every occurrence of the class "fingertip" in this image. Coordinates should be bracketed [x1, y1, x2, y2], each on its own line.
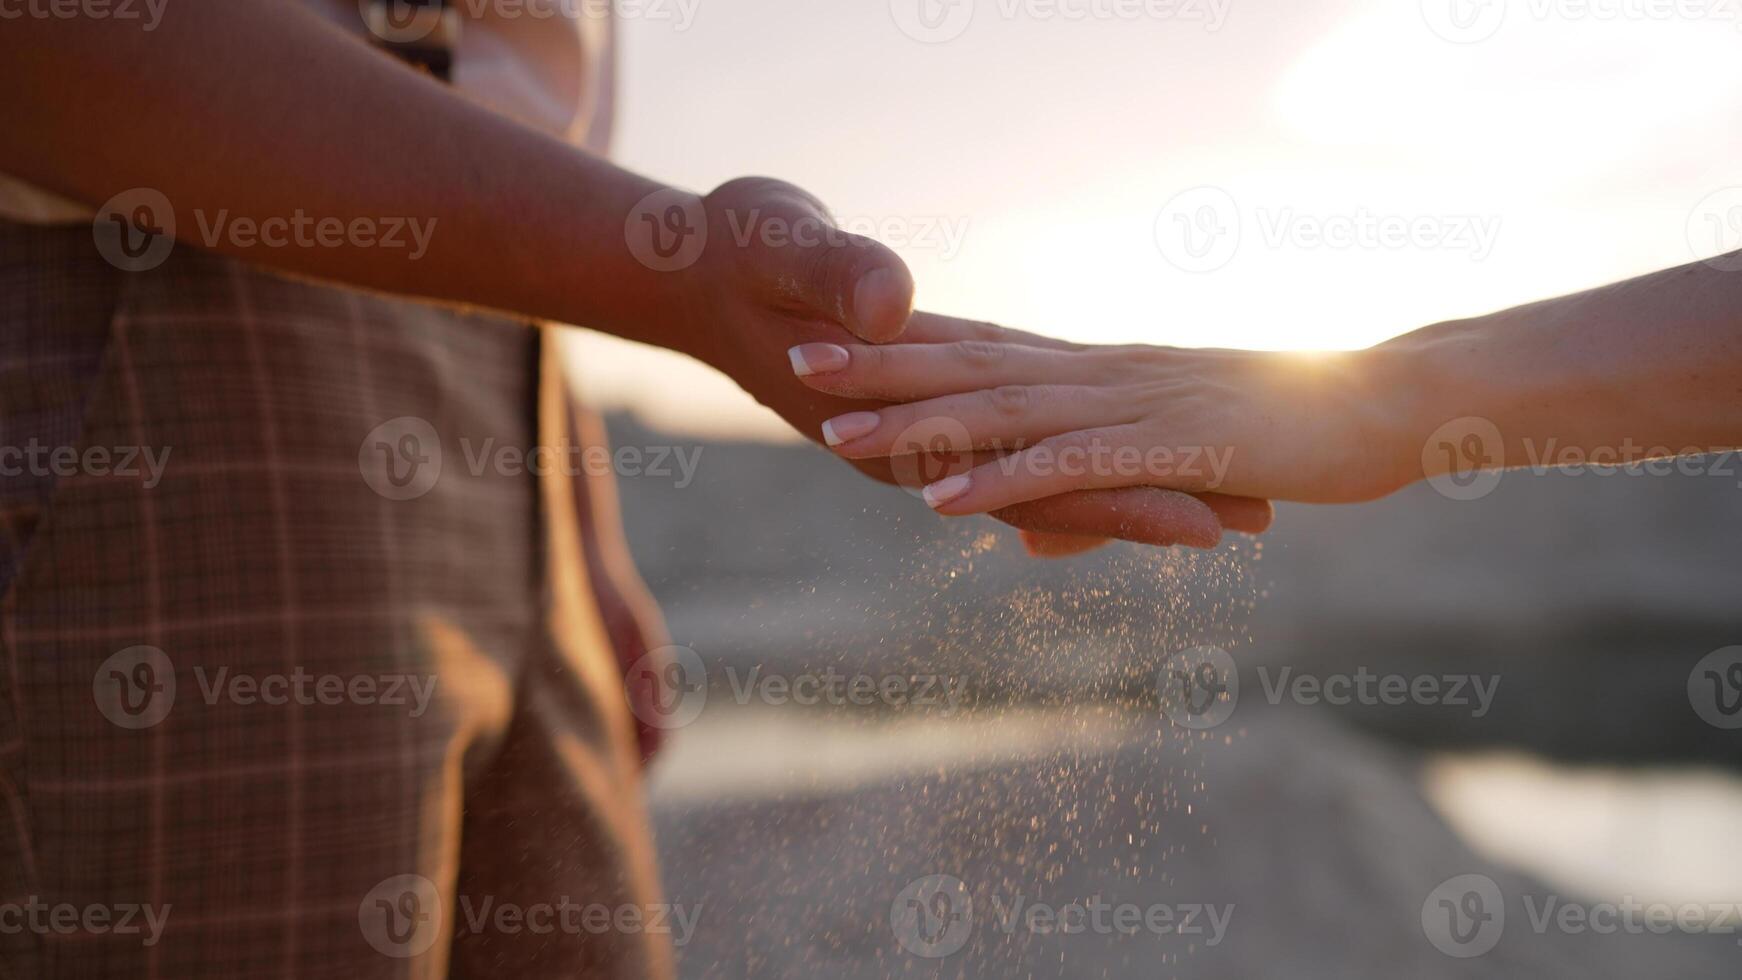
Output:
[850, 262, 915, 343]
[1200, 494, 1275, 535]
[921, 474, 974, 511]
[992, 487, 1223, 550]
[788, 342, 851, 378]
[1019, 530, 1111, 559]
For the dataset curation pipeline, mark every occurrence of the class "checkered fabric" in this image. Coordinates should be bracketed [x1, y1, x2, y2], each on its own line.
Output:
[0, 220, 674, 978]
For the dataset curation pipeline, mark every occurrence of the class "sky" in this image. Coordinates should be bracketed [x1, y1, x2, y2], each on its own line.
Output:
[566, 0, 1742, 437]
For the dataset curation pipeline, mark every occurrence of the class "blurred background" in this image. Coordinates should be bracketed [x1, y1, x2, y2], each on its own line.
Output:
[571, 1, 1742, 975]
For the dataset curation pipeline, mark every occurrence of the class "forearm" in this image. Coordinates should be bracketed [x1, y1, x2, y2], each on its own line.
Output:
[0, 2, 697, 352]
[1378, 255, 1742, 481]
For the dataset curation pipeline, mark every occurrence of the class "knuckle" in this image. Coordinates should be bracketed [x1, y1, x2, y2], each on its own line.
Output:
[953, 339, 1005, 367]
[1126, 344, 1183, 376]
[985, 385, 1033, 419]
[843, 343, 884, 379]
[799, 239, 841, 294]
[969, 319, 1008, 342]
[806, 235, 873, 307]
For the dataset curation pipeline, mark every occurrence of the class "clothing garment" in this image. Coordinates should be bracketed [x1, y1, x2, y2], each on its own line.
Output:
[0, 0, 615, 223]
[0, 219, 675, 978]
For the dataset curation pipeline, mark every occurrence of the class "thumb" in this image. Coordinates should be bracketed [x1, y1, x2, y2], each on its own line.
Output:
[710, 177, 915, 342]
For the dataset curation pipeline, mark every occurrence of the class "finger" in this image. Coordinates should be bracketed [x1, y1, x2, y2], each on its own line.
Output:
[818, 385, 1142, 459]
[1018, 530, 1111, 558]
[1199, 493, 1275, 535]
[840, 422, 1248, 549]
[903, 311, 1089, 352]
[924, 426, 1218, 516]
[850, 447, 1226, 549]
[709, 177, 915, 342]
[992, 486, 1222, 549]
[788, 340, 1118, 400]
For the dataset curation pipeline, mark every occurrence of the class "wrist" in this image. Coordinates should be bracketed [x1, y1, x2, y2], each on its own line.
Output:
[1353, 330, 1457, 493]
[1364, 315, 1522, 490]
[523, 168, 722, 359]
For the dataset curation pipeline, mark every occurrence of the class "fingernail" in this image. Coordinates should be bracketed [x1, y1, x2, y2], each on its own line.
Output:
[922, 475, 972, 509]
[788, 343, 850, 377]
[821, 412, 880, 447]
[851, 268, 900, 336]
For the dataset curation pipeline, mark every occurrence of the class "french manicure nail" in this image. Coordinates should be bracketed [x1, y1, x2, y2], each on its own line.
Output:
[788, 343, 850, 377]
[821, 412, 880, 447]
[922, 475, 972, 509]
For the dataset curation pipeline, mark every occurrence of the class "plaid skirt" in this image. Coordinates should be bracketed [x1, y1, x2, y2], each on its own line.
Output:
[0, 220, 674, 978]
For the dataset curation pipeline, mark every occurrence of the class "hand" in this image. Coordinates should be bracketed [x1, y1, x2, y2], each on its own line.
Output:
[663, 177, 1274, 551]
[789, 338, 1409, 515]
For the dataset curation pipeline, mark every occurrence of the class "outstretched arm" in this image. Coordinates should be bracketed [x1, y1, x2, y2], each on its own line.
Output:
[793, 253, 1742, 512]
[1, 1, 1268, 550]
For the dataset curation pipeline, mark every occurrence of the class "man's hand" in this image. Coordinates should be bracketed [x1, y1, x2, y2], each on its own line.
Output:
[665, 178, 1274, 553]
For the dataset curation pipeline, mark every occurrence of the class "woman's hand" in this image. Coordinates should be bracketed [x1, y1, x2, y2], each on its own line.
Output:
[676, 178, 1273, 549]
[789, 339, 1412, 516]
